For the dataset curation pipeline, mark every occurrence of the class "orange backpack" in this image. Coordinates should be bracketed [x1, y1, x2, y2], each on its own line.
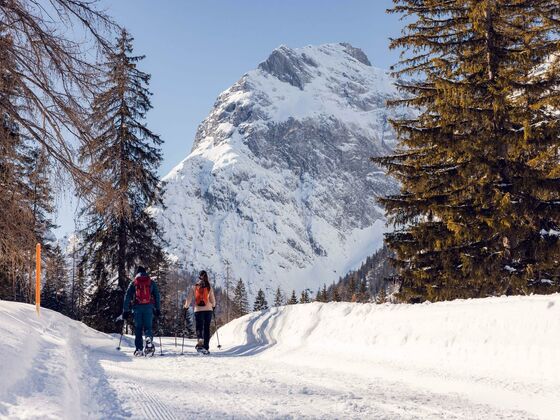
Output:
[195, 284, 209, 307]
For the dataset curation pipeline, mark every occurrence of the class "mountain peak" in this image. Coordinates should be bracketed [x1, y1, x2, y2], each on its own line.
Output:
[257, 45, 315, 89]
[257, 43, 372, 90]
[339, 42, 371, 66]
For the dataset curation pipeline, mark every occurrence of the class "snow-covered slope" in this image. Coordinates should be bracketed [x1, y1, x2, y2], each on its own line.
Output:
[215, 295, 560, 419]
[155, 43, 406, 295]
[0, 302, 124, 418]
[3, 296, 559, 419]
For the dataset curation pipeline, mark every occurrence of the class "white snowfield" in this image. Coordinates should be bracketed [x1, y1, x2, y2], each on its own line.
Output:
[1, 295, 559, 419]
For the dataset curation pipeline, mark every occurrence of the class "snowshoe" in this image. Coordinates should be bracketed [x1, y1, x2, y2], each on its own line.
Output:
[134, 349, 144, 357]
[196, 347, 210, 355]
[195, 339, 209, 355]
[144, 337, 155, 357]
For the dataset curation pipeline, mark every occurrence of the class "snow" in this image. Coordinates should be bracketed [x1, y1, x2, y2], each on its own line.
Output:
[3, 295, 560, 419]
[245, 44, 397, 138]
[540, 229, 560, 237]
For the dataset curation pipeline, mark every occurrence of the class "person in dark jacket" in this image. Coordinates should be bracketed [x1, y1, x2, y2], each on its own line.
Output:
[123, 266, 161, 356]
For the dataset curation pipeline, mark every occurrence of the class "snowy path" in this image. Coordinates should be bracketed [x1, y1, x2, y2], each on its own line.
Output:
[102, 340, 545, 420]
[2, 297, 559, 419]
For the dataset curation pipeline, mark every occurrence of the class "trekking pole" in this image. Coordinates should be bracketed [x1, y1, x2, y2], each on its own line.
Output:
[181, 312, 186, 355]
[213, 311, 222, 349]
[158, 318, 164, 356]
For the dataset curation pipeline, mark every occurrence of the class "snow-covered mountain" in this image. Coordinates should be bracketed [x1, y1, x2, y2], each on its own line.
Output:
[155, 43, 407, 295]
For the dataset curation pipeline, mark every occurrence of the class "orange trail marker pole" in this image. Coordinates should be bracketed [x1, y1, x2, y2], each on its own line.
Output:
[36, 243, 41, 316]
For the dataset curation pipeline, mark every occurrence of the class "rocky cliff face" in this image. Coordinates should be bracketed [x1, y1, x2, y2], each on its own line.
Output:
[154, 43, 406, 296]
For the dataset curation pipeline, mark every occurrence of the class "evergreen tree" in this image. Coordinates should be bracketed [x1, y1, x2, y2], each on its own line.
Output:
[73, 260, 87, 319]
[79, 29, 165, 331]
[288, 290, 298, 305]
[357, 278, 369, 303]
[346, 274, 357, 302]
[376, 286, 388, 304]
[253, 289, 269, 311]
[331, 284, 342, 302]
[24, 147, 55, 244]
[232, 278, 249, 317]
[273, 287, 284, 307]
[0, 92, 32, 299]
[374, 1, 560, 302]
[324, 245, 395, 304]
[42, 245, 69, 315]
[299, 289, 310, 304]
[321, 284, 328, 302]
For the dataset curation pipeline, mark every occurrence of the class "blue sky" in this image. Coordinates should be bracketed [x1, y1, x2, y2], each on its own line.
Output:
[55, 0, 402, 234]
[103, 0, 400, 175]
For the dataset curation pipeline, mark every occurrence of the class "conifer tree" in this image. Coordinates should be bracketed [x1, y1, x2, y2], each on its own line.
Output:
[346, 275, 357, 302]
[374, 0, 560, 301]
[25, 147, 55, 242]
[321, 284, 328, 302]
[332, 286, 341, 302]
[376, 287, 388, 304]
[0, 113, 34, 299]
[232, 278, 249, 317]
[42, 245, 70, 315]
[273, 287, 284, 307]
[299, 290, 310, 304]
[73, 261, 87, 319]
[79, 29, 166, 331]
[357, 279, 369, 303]
[288, 290, 298, 305]
[253, 289, 269, 311]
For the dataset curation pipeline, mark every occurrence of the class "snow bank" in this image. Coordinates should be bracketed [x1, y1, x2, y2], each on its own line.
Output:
[0, 301, 126, 418]
[215, 294, 560, 386]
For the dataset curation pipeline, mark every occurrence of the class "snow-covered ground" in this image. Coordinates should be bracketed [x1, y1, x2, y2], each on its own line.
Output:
[2, 295, 559, 419]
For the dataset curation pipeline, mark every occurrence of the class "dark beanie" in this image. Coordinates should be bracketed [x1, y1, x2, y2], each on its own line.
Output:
[137, 266, 147, 275]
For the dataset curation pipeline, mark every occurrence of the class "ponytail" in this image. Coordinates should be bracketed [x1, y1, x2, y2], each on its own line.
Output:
[199, 270, 211, 289]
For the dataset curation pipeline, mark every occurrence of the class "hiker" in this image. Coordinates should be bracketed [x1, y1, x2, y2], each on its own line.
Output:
[184, 270, 216, 354]
[123, 266, 161, 356]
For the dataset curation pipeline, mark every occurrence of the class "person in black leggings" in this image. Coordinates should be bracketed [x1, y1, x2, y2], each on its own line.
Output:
[183, 270, 216, 352]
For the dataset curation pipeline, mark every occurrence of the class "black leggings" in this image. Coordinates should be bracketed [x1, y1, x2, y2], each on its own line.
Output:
[195, 310, 213, 350]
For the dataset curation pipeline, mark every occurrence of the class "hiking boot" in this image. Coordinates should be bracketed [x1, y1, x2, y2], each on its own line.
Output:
[195, 338, 204, 350]
[134, 349, 144, 357]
